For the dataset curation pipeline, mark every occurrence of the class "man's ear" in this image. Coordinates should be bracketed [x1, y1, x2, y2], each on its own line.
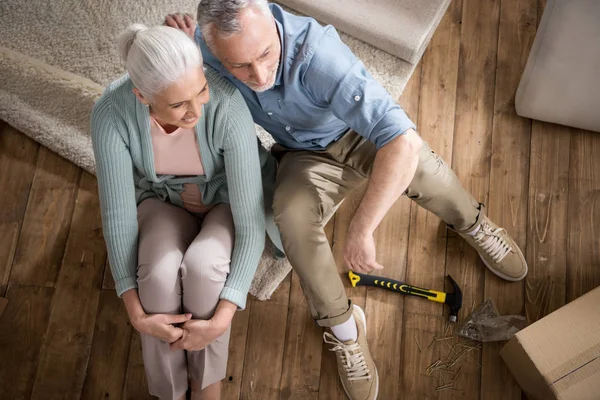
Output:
[132, 88, 150, 105]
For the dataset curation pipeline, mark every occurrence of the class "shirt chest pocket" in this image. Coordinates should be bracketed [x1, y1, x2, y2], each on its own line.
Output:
[277, 99, 331, 131]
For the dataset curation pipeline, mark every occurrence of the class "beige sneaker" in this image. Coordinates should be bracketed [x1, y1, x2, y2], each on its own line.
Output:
[458, 214, 528, 281]
[324, 305, 378, 400]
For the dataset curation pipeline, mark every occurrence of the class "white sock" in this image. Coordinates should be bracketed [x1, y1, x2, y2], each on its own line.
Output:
[331, 315, 358, 342]
[467, 224, 481, 236]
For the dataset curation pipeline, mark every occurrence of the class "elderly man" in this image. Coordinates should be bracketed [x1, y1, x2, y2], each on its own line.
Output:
[166, 1, 527, 399]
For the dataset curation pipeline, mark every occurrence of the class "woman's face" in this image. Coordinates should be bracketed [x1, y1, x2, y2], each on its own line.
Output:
[134, 65, 210, 130]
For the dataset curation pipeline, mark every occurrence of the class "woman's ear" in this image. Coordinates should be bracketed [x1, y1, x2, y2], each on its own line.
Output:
[132, 88, 150, 105]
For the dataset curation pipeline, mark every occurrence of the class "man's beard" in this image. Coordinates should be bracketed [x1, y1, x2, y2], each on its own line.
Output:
[244, 62, 279, 92]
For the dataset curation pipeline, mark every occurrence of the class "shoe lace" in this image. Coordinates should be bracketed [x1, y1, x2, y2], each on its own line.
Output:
[323, 332, 371, 382]
[473, 221, 512, 262]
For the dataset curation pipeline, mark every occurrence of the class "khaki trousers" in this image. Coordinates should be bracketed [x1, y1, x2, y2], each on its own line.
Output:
[272, 130, 481, 327]
[136, 198, 234, 400]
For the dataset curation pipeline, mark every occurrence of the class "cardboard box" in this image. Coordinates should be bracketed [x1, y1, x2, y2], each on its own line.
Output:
[500, 286, 600, 400]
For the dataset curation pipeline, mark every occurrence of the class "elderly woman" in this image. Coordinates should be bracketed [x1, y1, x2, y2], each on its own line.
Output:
[91, 24, 278, 400]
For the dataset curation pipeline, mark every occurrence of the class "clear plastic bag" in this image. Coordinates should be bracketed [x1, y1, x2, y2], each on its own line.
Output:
[457, 298, 528, 342]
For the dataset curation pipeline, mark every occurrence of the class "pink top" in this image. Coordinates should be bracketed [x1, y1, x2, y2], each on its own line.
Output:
[150, 117, 213, 214]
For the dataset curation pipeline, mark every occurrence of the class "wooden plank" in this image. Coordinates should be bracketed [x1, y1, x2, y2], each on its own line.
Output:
[102, 258, 115, 290]
[0, 296, 7, 318]
[0, 126, 40, 295]
[317, 62, 422, 398]
[525, 123, 570, 323]
[82, 290, 132, 400]
[278, 221, 334, 399]
[222, 301, 251, 400]
[29, 172, 107, 399]
[567, 130, 600, 301]
[523, 0, 567, 326]
[277, 275, 323, 400]
[318, 58, 422, 400]
[400, 1, 464, 397]
[444, 0, 501, 397]
[123, 332, 153, 400]
[368, 196, 411, 399]
[0, 224, 19, 295]
[401, 313, 445, 399]
[0, 286, 54, 400]
[10, 146, 81, 287]
[365, 38, 419, 399]
[481, 0, 537, 398]
[240, 275, 291, 399]
[522, 0, 567, 326]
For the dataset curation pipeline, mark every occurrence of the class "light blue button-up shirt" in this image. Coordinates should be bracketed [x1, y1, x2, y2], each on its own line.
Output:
[195, 3, 416, 150]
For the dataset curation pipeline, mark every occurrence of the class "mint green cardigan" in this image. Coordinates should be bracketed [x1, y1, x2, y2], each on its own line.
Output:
[91, 67, 278, 309]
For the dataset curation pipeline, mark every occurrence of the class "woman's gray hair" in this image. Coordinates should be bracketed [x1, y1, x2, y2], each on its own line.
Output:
[117, 24, 203, 100]
[197, 0, 270, 45]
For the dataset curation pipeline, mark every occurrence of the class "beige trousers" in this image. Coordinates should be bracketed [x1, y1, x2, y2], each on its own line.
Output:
[136, 198, 234, 400]
[272, 130, 482, 327]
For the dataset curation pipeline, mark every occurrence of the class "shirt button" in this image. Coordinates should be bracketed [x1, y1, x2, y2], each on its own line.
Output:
[285, 126, 291, 131]
[267, 112, 273, 116]
[354, 95, 361, 102]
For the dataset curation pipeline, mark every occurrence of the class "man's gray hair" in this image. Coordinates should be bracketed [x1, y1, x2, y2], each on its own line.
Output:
[197, 0, 271, 44]
[117, 24, 203, 101]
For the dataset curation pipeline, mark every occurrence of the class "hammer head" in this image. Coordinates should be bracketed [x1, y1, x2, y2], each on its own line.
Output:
[444, 275, 463, 322]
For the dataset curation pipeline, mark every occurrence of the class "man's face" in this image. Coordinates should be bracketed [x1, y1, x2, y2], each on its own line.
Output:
[209, 7, 281, 92]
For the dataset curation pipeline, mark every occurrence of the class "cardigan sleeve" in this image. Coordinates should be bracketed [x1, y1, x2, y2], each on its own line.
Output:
[91, 95, 140, 297]
[218, 89, 266, 310]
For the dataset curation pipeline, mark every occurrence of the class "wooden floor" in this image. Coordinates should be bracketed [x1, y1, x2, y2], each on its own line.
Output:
[1, 0, 599, 398]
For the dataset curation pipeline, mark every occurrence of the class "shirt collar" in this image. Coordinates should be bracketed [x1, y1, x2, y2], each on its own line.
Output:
[274, 17, 284, 87]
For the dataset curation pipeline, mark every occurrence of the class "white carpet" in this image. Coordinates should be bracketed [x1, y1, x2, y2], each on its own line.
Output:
[0, 0, 435, 300]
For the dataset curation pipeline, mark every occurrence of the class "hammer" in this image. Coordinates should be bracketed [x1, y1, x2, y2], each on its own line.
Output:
[348, 271, 463, 322]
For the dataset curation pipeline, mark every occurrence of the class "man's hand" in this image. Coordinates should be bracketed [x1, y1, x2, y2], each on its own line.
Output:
[131, 312, 192, 344]
[344, 129, 422, 273]
[169, 318, 230, 352]
[344, 229, 384, 274]
[164, 13, 197, 39]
